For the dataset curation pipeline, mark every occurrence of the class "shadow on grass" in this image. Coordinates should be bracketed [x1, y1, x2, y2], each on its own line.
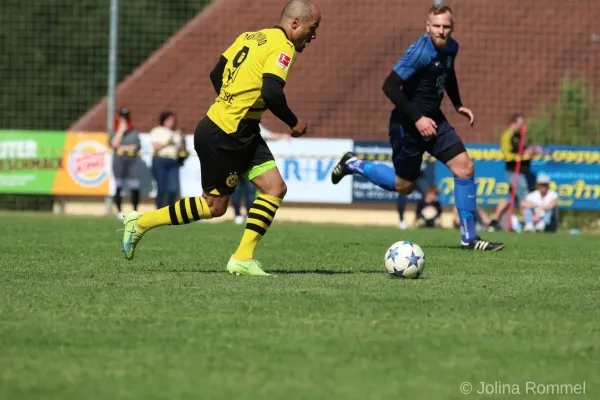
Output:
[421, 244, 507, 252]
[267, 269, 382, 275]
[140, 268, 383, 274]
[420, 244, 465, 250]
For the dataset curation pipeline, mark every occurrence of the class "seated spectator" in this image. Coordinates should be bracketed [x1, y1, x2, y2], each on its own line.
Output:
[520, 173, 558, 232]
[415, 186, 442, 228]
[488, 198, 523, 232]
[453, 206, 493, 231]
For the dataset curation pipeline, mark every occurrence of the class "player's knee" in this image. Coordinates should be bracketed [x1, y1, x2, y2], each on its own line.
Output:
[278, 182, 288, 199]
[453, 158, 475, 179]
[263, 181, 287, 199]
[395, 179, 416, 194]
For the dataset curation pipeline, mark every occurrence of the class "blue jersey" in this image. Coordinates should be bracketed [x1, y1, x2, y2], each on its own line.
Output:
[391, 34, 459, 124]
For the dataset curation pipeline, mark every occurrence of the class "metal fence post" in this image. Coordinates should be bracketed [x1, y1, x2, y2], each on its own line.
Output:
[106, 0, 119, 216]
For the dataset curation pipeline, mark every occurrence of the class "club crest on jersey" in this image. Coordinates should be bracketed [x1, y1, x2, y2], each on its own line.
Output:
[276, 52, 292, 70]
[226, 173, 239, 188]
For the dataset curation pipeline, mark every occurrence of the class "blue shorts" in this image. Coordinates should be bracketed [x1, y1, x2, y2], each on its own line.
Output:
[390, 120, 466, 181]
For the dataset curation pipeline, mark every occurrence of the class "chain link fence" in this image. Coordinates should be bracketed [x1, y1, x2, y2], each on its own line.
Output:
[1, 0, 207, 132]
[1, 0, 598, 142]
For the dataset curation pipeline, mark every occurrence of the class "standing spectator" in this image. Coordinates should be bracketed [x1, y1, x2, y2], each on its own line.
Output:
[489, 113, 544, 230]
[520, 173, 559, 232]
[231, 178, 255, 225]
[396, 158, 428, 230]
[231, 123, 289, 224]
[150, 111, 185, 209]
[110, 107, 141, 219]
[397, 187, 425, 230]
[396, 193, 409, 230]
[500, 113, 538, 204]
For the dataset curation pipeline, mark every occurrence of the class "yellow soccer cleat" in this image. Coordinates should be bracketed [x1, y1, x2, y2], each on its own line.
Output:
[121, 211, 145, 260]
[226, 255, 273, 276]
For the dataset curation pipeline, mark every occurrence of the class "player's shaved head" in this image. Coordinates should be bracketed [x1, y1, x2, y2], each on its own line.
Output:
[281, 0, 318, 21]
[279, 0, 321, 53]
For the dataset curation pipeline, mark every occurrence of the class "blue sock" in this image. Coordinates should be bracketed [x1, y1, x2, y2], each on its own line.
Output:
[346, 159, 396, 191]
[454, 177, 478, 244]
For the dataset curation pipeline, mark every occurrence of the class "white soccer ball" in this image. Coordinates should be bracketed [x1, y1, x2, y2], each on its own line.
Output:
[384, 240, 426, 279]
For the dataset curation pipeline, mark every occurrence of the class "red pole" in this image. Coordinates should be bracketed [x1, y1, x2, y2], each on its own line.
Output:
[505, 123, 527, 231]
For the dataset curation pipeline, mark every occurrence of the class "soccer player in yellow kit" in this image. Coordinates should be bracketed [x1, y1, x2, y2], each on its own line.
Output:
[120, 0, 321, 276]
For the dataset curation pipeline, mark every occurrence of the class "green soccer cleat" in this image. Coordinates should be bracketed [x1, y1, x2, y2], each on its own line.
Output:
[226, 255, 273, 276]
[121, 211, 145, 260]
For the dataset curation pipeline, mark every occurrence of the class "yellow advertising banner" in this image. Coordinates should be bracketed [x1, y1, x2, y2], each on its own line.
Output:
[52, 132, 110, 196]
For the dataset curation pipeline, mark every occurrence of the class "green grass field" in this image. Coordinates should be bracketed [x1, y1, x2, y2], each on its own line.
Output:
[1, 213, 599, 399]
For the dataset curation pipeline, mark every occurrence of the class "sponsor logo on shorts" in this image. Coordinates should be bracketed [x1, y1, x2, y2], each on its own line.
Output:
[68, 141, 108, 187]
[226, 173, 239, 187]
[276, 52, 292, 70]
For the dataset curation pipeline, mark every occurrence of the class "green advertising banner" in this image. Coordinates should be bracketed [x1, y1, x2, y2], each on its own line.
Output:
[0, 131, 67, 195]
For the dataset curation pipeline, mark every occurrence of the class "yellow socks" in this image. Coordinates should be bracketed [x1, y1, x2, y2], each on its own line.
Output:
[137, 197, 212, 232]
[135, 193, 281, 261]
[234, 194, 282, 260]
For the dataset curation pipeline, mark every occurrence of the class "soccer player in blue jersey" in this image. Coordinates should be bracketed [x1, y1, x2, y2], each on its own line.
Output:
[332, 4, 503, 251]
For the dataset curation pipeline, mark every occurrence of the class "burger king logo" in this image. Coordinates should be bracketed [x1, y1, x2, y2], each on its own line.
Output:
[68, 141, 108, 187]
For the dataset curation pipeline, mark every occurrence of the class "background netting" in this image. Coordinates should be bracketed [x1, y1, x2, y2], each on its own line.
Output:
[2, 0, 598, 144]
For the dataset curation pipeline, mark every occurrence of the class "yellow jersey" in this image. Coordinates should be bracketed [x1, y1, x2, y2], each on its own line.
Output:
[500, 127, 532, 173]
[207, 26, 297, 134]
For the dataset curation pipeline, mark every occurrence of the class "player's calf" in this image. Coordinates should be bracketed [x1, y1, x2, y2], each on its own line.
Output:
[136, 196, 213, 232]
[232, 192, 283, 260]
[232, 167, 285, 263]
[445, 151, 505, 251]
